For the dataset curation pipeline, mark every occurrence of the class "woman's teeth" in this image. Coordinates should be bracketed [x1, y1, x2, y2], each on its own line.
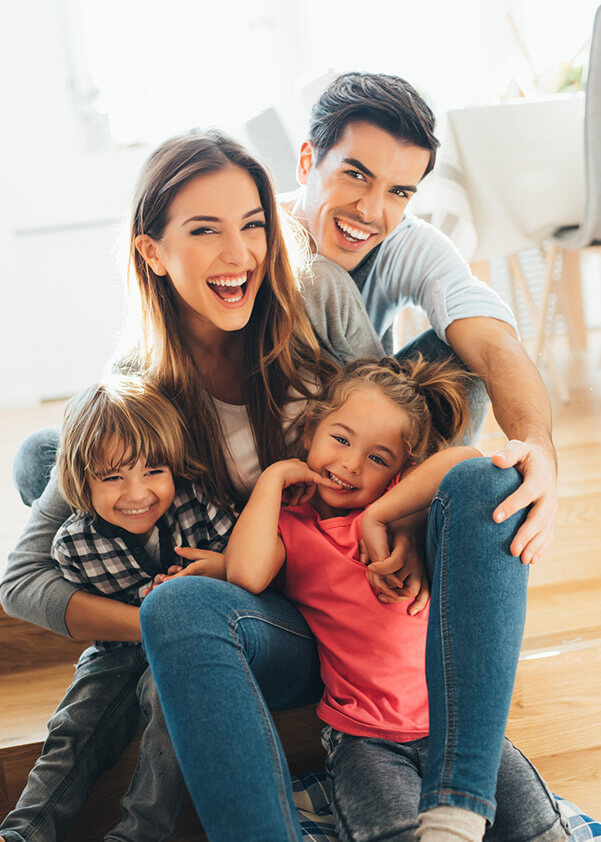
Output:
[335, 219, 371, 242]
[207, 272, 248, 303]
[328, 471, 356, 490]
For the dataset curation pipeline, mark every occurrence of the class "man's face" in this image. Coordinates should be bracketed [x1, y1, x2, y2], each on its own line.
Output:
[297, 121, 431, 271]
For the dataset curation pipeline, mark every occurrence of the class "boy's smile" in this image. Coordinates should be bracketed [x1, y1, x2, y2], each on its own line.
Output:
[88, 447, 175, 542]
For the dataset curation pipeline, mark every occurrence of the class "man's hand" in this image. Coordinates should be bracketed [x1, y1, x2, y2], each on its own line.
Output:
[491, 439, 558, 564]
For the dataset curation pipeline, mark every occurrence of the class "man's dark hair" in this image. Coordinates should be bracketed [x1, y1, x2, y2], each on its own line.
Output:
[309, 72, 439, 178]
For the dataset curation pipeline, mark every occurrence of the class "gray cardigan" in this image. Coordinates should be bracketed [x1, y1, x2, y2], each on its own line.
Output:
[0, 256, 385, 635]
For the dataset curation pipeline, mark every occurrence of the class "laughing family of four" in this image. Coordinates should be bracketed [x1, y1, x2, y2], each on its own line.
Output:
[1, 72, 570, 842]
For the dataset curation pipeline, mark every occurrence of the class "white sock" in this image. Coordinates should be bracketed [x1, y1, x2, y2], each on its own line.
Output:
[416, 806, 487, 842]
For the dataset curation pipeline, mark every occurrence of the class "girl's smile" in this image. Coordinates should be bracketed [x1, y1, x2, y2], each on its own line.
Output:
[305, 387, 410, 518]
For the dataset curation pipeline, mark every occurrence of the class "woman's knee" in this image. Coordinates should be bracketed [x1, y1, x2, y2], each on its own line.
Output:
[439, 457, 521, 511]
[13, 426, 60, 505]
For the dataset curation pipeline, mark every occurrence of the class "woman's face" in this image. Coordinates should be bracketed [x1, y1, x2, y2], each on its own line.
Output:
[142, 165, 268, 334]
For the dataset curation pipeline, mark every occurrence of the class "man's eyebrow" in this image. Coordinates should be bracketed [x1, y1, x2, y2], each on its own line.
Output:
[341, 157, 417, 194]
[182, 206, 264, 226]
[331, 422, 397, 459]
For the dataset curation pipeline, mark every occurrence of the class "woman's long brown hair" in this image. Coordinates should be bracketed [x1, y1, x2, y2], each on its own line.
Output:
[126, 129, 331, 507]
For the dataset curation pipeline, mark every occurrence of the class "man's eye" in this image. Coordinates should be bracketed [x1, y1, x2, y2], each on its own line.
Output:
[332, 435, 349, 446]
[391, 187, 409, 199]
[345, 170, 366, 182]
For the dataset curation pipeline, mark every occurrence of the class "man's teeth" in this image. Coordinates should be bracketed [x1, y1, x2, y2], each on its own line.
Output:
[335, 219, 371, 241]
[328, 471, 355, 490]
[120, 505, 152, 515]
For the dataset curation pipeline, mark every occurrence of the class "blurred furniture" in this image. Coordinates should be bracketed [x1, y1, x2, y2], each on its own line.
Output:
[411, 92, 587, 401]
[534, 4, 601, 368]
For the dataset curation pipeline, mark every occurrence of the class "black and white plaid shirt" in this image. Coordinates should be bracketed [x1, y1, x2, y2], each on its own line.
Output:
[52, 481, 237, 652]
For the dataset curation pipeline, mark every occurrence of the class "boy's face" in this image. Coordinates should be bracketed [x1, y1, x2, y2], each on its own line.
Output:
[88, 443, 175, 542]
[296, 121, 431, 271]
[305, 387, 409, 518]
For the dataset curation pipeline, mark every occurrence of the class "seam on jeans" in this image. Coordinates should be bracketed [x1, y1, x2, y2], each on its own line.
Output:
[228, 614, 300, 841]
[23, 664, 143, 841]
[436, 491, 457, 792]
[231, 608, 315, 640]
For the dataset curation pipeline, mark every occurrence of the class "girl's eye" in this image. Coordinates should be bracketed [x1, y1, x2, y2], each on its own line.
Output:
[101, 475, 121, 483]
[332, 435, 349, 446]
[147, 468, 166, 476]
[369, 454, 388, 467]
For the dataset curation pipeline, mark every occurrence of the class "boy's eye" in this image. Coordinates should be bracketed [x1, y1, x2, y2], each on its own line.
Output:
[146, 467, 166, 476]
[332, 435, 349, 446]
[101, 474, 121, 482]
[368, 454, 388, 467]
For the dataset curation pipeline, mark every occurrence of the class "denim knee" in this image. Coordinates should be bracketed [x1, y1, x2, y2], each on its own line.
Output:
[439, 457, 522, 514]
[12, 426, 60, 505]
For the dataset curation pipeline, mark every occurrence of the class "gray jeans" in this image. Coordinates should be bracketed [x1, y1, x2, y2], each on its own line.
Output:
[1, 645, 186, 842]
[322, 728, 570, 842]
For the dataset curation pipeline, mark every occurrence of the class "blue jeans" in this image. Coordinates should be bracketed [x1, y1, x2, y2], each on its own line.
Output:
[321, 728, 570, 842]
[1, 645, 186, 842]
[140, 459, 535, 839]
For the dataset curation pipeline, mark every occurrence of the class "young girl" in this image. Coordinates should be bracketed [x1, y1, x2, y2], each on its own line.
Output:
[225, 356, 569, 842]
[1, 374, 235, 842]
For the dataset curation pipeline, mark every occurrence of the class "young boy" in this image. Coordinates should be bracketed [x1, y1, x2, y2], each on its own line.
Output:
[1, 375, 236, 842]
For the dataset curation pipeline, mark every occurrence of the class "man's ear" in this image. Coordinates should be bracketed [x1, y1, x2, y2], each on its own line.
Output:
[135, 234, 168, 276]
[296, 140, 316, 186]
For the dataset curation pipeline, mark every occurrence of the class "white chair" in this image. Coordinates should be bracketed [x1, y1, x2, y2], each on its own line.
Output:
[534, 5, 601, 373]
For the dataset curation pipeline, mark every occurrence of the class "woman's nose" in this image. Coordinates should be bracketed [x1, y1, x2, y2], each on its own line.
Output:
[221, 231, 249, 265]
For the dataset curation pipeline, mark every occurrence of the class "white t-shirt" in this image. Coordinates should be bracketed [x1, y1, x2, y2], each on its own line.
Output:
[214, 385, 312, 498]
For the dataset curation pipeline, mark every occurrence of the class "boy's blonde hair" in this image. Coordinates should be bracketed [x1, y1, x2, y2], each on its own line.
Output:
[57, 375, 201, 516]
[305, 355, 473, 464]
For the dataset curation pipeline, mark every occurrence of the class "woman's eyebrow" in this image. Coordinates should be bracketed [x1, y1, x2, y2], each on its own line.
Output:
[182, 206, 264, 226]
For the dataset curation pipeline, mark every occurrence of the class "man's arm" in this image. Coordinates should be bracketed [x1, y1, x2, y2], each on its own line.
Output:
[446, 316, 557, 564]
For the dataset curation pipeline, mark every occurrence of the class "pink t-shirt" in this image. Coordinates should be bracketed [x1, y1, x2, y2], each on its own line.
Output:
[278, 503, 429, 742]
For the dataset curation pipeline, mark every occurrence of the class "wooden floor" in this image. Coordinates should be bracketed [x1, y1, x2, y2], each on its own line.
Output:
[1, 331, 600, 837]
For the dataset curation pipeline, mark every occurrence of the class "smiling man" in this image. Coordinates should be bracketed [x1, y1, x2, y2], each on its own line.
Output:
[281, 72, 563, 842]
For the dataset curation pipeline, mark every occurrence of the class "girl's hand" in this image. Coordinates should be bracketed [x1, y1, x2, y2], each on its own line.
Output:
[143, 548, 226, 595]
[360, 514, 430, 615]
[262, 459, 337, 507]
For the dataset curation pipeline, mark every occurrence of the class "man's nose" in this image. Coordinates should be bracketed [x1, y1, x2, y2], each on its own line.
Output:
[355, 186, 385, 223]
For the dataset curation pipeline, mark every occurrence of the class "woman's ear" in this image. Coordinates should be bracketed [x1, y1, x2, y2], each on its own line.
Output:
[135, 234, 168, 276]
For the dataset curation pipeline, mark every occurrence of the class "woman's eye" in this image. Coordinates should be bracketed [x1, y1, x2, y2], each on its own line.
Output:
[190, 227, 216, 236]
[243, 220, 266, 230]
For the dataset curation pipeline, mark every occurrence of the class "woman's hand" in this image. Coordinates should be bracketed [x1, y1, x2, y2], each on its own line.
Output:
[144, 548, 226, 595]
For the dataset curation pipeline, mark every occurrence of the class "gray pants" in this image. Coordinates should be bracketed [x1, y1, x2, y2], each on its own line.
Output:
[1, 645, 186, 842]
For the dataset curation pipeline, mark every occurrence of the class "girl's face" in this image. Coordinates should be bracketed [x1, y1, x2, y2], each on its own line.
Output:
[138, 165, 268, 334]
[305, 386, 410, 518]
[88, 438, 175, 542]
